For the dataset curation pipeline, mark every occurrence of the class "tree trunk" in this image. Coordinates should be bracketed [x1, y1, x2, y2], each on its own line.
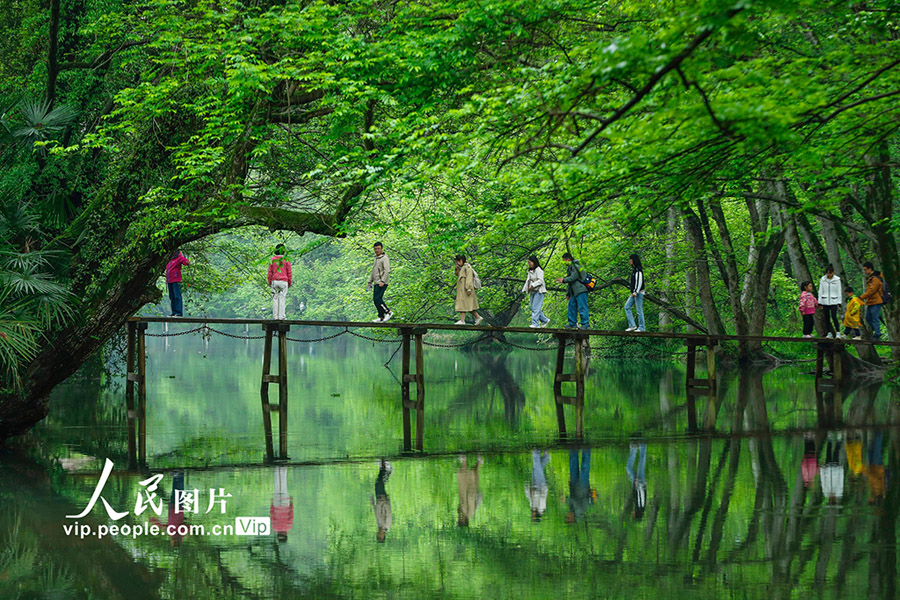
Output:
[659, 206, 678, 331]
[682, 208, 726, 336]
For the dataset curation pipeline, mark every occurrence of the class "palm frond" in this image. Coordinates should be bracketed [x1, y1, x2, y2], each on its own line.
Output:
[11, 99, 77, 150]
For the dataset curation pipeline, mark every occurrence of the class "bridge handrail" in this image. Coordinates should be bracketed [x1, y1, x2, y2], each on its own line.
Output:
[127, 316, 900, 347]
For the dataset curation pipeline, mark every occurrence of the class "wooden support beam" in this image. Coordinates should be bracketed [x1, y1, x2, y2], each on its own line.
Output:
[415, 333, 425, 452]
[686, 378, 710, 388]
[685, 343, 697, 389]
[261, 374, 283, 383]
[555, 374, 578, 382]
[706, 343, 717, 396]
[401, 331, 412, 452]
[575, 336, 585, 439]
[554, 335, 567, 437]
[555, 395, 576, 406]
[832, 346, 843, 387]
[260, 326, 275, 460]
[278, 326, 289, 459]
[704, 343, 717, 431]
[125, 322, 137, 469]
[814, 345, 825, 383]
[136, 321, 147, 466]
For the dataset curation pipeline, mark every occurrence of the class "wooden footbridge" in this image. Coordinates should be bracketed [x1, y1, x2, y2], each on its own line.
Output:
[124, 316, 898, 465]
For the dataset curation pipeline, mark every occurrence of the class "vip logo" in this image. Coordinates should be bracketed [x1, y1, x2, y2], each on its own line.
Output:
[235, 517, 271, 536]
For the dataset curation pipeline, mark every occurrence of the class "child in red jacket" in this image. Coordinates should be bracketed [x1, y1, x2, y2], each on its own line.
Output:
[799, 281, 818, 338]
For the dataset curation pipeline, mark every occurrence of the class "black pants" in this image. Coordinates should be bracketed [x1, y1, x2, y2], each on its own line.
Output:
[822, 304, 840, 334]
[373, 284, 389, 319]
[843, 326, 860, 337]
[802, 314, 815, 335]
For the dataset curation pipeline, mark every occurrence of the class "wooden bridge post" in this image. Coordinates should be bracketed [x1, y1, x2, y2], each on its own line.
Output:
[400, 329, 412, 451]
[684, 341, 698, 432]
[704, 339, 717, 431]
[415, 332, 425, 451]
[278, 324, 289, 458]
[125, 321, 137, 469]
[575, 334, 586, 439]
[260, 324, 275, 459]
[815, 343, 825, 384]
[260, 322, 290, 460]
[553, 334, 568, 437]
[685, 342, 697, 391]
[831, 344, 843, 387]
[136, 321, 147, 466]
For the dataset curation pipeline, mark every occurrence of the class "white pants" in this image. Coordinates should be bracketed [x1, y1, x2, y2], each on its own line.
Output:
[271, 281, 288, 319]
[273, 466, 290, 506]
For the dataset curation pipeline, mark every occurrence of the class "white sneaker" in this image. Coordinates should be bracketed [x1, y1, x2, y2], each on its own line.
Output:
[625, 326, 637, 332]
[454, 320, 466, 325]
[372, 317, 383, 323]
[836, 332, 845, 339]
[826, 332, 834, 339]
[541, 319, 550, 328]
[852, 336, 862, 340]
[529, 324, 540, 328]
[803, 334, 813, 338]
[382, 311, 393, 322]
[474, 316, 484, 326]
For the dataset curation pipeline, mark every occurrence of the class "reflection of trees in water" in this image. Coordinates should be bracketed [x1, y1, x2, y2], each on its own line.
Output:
[473, 351, 526, 425]
[12, 366, 900, 599]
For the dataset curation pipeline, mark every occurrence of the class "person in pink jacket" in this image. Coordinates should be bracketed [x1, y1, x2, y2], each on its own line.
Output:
[799, 280, 818, 338]
[165, 250, 190, 316]
[268, 244, 292, 319]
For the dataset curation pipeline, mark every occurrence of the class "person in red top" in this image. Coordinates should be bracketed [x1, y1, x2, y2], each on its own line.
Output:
[268, 244, 292, 320]
[165, 250, 190, 316]
[271, 466, 294, 543]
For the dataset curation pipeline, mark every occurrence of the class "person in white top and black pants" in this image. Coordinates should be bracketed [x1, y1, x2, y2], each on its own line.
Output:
[818, 264, 843, 338]
[522, 256, 550, 328]
[624, 254, 646, 332]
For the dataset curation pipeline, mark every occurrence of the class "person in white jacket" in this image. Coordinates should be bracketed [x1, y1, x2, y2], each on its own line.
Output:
[525, 449, 550, 522]
[522, 256, 550, 328]
[818, 264, 843, 338]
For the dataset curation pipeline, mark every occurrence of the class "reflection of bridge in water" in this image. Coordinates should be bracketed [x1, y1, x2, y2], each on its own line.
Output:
[124, 316, 899, 467]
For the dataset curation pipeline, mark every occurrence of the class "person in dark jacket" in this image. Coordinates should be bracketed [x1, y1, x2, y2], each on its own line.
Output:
[624, 254, 645, 332]
[556, 252, 589, 329]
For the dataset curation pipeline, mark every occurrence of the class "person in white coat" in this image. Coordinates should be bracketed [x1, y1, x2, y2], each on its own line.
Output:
[820, 431, 844, 505]
[522, 256, 550, 328]
[525, 449, 550, 522]
[818, 264, 843, 338]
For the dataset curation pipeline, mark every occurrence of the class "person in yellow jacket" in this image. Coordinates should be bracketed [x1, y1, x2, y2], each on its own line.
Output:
[841, 286, 864, 340]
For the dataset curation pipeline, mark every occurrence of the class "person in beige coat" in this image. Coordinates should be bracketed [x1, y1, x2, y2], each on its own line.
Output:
[454, 255, 483, 325]
[457, 454, 484, 527]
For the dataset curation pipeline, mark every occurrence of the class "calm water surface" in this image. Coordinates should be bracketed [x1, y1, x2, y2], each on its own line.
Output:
[2, 325, 898, 599]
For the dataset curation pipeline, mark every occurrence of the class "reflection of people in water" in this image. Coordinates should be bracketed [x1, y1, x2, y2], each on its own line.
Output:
[820, 431, 844, 505]
[457, 454, 484, 527]
[801, 432, 819, 489]
[866, 431, 885, 506]
[149, 470, 187, 546]
[845, 430, 864, 476]
[566, 449, 593, 524]
[371, 459, 393, 543]
[626, 442, 647, 520]
[271, 466, 294, 543]
[525, 450, 550, 522]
